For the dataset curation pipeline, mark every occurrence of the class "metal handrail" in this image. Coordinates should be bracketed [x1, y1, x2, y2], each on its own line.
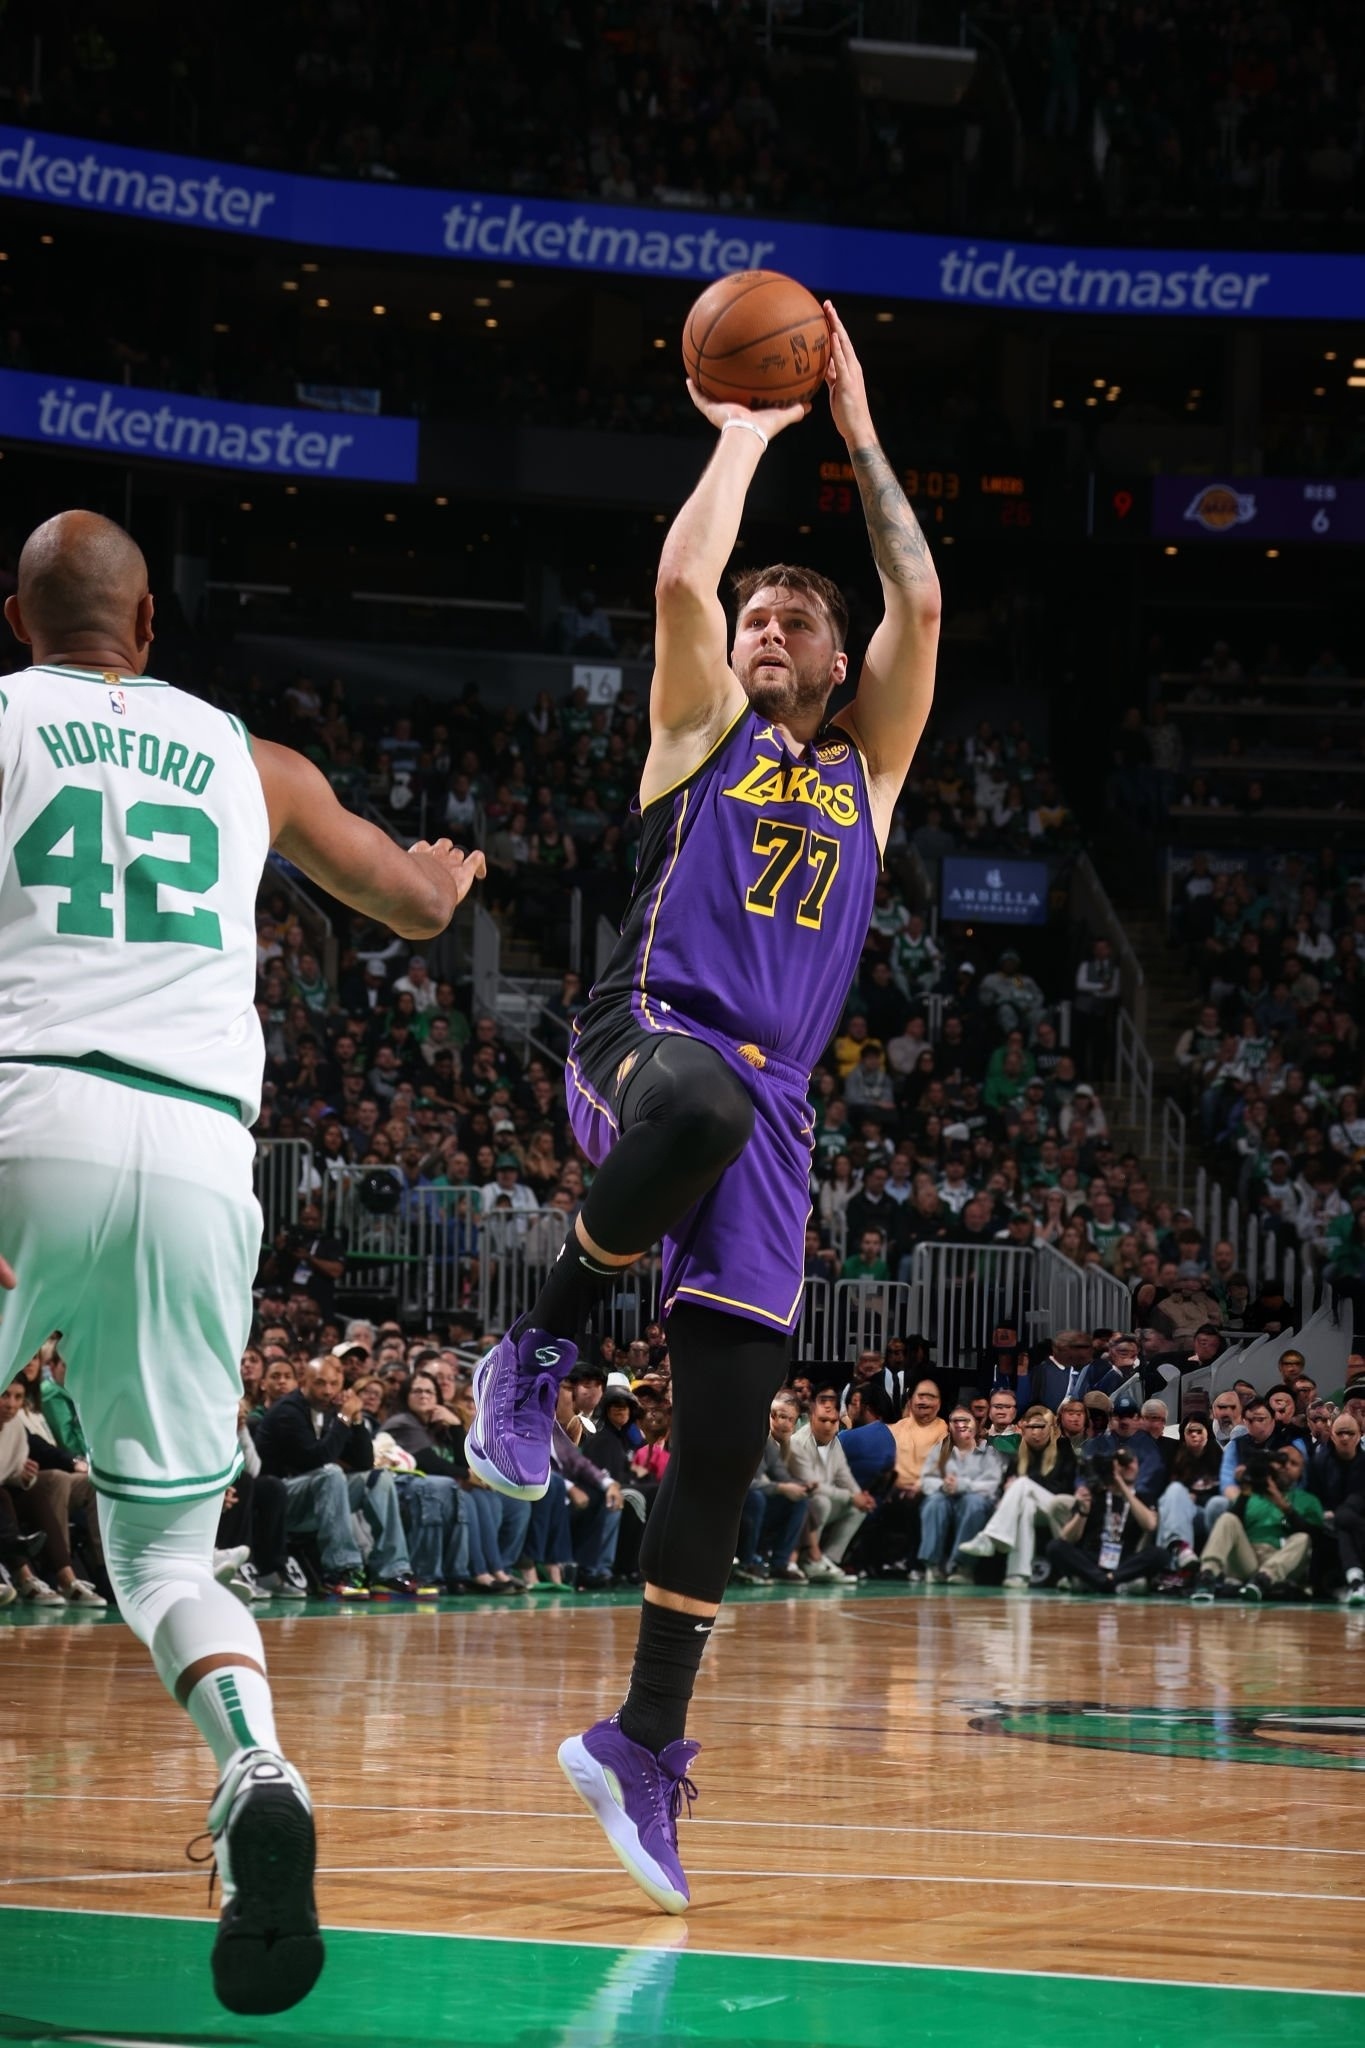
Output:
[1071, 852, 1148, 1042]
[1160, 1097, 1187, 1209]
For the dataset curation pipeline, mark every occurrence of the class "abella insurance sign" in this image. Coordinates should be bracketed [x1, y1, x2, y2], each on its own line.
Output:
[941, 857, 1049, 927]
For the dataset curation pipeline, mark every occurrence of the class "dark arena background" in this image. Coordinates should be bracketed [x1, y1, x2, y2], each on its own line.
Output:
[0, 3, 1363, 2042]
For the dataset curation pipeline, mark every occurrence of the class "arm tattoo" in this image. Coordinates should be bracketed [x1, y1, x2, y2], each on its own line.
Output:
[849, 442, 933, 591]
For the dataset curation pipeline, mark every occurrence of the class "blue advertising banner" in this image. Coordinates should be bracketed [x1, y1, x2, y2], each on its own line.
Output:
[0, 368, 419, 482]
[1152, 475, 1365, 543]
[941, 857, 1049, 926]
[2, 126, 1363, 320]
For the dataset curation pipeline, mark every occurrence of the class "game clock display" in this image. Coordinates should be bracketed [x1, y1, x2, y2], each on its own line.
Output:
[815, 459, 1038, 534]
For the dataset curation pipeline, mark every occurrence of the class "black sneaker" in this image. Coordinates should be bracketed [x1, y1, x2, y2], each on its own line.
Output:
[730, 1563, 770, 1586]
[321, 1569, 370, 1601]
[207, 1750, 323, 2015]
[282, 1556, 312, 1597]
[368, 1574, 418, 1600]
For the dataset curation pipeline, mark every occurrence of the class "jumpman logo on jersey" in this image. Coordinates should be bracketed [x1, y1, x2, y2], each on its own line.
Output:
[755, 723, 778, 746]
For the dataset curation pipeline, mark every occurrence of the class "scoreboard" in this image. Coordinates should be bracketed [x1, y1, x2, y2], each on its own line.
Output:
[815, 461, 1040, 535]
[1091, 475, 1365, 543]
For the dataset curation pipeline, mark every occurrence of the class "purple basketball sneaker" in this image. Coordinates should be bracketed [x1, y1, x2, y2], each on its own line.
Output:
[558, 1716, 700, 1914]
[466, 1319, 577, 1499]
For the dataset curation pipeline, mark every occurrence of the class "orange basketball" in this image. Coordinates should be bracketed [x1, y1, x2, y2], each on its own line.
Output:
[682, 270, 829, 409]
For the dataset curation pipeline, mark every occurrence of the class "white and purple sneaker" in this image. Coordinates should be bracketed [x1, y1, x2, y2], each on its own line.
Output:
[558, 1715, 700, 1914]
[466, 1319, 577, 1500]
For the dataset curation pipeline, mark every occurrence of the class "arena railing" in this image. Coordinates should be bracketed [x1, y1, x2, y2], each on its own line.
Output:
[905, 1241, 1036, 1368]
[1190, 1173, 1307, 1310]
[256, 1150, 1237, 1361]
[254, 1140, 314, 1235]
[1160, 1098, 1187, 1210]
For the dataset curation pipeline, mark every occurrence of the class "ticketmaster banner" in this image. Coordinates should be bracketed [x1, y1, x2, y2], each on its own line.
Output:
[2, 125, 1363, 320]
[0, 369, 419, 481]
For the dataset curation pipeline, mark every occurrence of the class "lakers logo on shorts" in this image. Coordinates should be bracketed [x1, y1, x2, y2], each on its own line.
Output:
[614, 1051, 638, 1092]
[736, 1042, 767, 1069]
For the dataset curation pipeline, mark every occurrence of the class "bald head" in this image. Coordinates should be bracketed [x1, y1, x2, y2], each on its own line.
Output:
[6, 512, 153, 671]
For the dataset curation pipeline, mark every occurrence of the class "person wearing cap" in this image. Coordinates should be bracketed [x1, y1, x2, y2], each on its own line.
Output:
[1152, 1267, 1224, 1344]
[1060, 1083, 1107, 1145]
[977, 951, 1045, 1038]
[1081, 1394, 1168, 1495]
[479, 1153, 537, 1219]
[330, 1339, 370, 1386]
[599, 1372, 644, 1449]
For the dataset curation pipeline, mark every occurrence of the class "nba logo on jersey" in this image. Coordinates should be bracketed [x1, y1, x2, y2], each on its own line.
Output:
[108, 687, 127, 716]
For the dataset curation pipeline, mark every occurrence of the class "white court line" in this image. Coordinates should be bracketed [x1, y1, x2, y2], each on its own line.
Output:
[5, 1863, 1361, 1907]
[4, 1899, 1360, 2002]
[0, 1789, 1361, 1859]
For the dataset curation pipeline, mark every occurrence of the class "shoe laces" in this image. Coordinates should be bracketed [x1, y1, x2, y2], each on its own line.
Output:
[185, 1830, 219, 1909]
[658, 1759, 699, 1843]
[511, 1367, 559, 1435]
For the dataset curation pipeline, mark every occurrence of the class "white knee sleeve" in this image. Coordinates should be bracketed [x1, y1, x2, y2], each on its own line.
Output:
[98, 1492, 267, 1699]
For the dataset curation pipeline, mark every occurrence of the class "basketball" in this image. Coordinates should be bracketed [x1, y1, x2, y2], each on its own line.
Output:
[682, 270, 830, 409]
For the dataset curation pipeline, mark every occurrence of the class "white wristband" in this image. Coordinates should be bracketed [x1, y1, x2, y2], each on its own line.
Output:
[721, 417, 769, 452]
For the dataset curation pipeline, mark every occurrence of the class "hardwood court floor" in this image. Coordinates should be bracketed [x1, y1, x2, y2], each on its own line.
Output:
[1, 1585, 1362, 2045]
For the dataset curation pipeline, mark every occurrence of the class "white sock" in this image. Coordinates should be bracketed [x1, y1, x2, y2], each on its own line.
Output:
[185, 1665, 281, 1771]
[98, 1492, 284, 1774]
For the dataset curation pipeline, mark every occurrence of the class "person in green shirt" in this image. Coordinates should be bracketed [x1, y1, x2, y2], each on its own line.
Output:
[41, 1351, 87, 1461]
[1193, 1442, 1324, 1599]
[841, 1229, 890, 1283]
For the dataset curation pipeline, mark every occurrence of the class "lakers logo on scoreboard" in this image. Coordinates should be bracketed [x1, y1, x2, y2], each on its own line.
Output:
[1182, 483, 1257, 533]
[970, 1700, 1365, 1772]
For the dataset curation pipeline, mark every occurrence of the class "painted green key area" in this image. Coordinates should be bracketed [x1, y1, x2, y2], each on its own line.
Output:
[0, 1907, 1354, 2048]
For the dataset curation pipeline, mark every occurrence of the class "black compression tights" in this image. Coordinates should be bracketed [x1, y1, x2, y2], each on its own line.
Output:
[640, 1305, 790, 1606]
[578, 1034, 755, 1257]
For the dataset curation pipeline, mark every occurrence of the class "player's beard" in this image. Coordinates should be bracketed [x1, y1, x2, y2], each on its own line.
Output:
[737, 651, 837, 728]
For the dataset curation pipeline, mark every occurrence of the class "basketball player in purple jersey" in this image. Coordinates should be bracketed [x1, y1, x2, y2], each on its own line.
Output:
[469, 305, 940, 1908]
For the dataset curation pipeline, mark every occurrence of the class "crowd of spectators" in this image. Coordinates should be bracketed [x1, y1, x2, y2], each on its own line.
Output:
[15, 3, 1365, 241]
[1169, 833, 1365, 1311]
[1113, 642, 1365, 828]
[738, 1336, 1365, 1604]
[11, 1320, 1361, 1611]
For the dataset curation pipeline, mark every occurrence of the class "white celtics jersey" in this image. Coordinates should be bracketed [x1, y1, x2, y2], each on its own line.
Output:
[0, 663, 268, 1123]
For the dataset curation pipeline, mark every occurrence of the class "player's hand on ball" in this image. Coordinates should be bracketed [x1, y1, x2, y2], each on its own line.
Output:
[685, 379, 810, 441]
[823, 301, 874, 444]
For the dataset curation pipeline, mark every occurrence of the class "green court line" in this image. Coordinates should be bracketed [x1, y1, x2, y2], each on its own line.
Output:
[0, 1906, 1358, 2047]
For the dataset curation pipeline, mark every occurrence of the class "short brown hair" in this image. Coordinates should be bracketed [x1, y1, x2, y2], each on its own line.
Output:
[729, 562, 849, 650]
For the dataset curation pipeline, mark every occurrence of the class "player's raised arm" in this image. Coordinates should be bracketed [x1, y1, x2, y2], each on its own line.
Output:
[255, 738, 485, 940]
[649, 384, 810, 743]
[824, 303, 942, 832]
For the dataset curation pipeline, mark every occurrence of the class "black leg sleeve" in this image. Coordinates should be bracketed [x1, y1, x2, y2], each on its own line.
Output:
[638, 1305, 790, 1606]
[577, 1036, 755, 1258]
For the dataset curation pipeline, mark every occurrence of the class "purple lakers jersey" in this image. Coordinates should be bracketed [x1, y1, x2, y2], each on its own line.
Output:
[593, 705, 880, 1074]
